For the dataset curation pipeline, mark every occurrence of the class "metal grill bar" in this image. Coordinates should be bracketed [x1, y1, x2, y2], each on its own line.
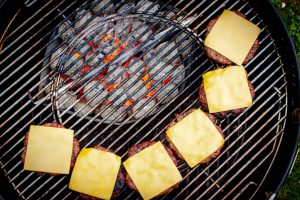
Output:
[0, 0, 289, 199]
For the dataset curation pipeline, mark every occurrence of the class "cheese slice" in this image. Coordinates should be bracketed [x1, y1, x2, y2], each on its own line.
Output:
[203, 66, 253, 113]
[24, 125, 74, 174]
[166, 109, 224, 168]
[204, 10, 261, 65]
[123, 142, 182, 200]
[69, 148, 121, 199]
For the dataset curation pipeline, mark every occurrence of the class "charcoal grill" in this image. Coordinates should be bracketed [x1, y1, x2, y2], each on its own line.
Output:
[0, 0, 299, 199]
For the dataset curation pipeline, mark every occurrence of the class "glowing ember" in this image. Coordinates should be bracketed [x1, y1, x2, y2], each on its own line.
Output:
[145, 90, 156, 98]
[73, 52, 81, 57]
[106, 82, 120, 93]
[162, 76, 172, 85]
[124, 99, 134, 106]
[80, 65, 91, 76]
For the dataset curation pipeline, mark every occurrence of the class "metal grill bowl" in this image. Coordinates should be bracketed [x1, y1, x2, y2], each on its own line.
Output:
[0, 0, 299, 199]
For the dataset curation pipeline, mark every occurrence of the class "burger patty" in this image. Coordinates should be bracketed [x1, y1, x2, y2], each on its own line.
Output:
[21, 122, 80, 176]
[198, 80, 255, 118]
[126, 141, 179, 196]
[205, 11, 260, 65]
[80, 146, 125, 199]
[166, 109, 224, 164]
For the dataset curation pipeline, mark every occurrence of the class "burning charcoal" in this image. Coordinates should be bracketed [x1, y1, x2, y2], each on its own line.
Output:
[148, 61, 173, 81]
[74, 10, 93, 30]
[75, 39, 92, 54]
[117, 2, 136, 13]
[87, 16, 102, 27]
[175, 32, 193, 57]
[125, 76, 148, 101]
[172, 64, 185, 84]
[101, 43, 114, 55]
[84, 16, 103, 39]
[108, 85, 128, 106]
[114, 20, 132, 38]
[155, 41, 180, 65]
[64, 53, 84, 79]
[85, 50, 104, 67]
[155, 83, 178, 104]
[74, 101, 93, 117]
[136, 0, 159, 14]
[131, 21, 152, 41]
[144, 42, 181, 68]
[83, 80, 108, 106]
[96, 104, 127, 123]
[50, 46, 67, 70]
[106, 66, 126, 82]
[58, 21, 75, 41]
[127, 59, 145, 75]
[57, 91, 77, 110]
[132, 98, 157, 119]
[143, 48, 155, 63]
[92, 0, 114, 14]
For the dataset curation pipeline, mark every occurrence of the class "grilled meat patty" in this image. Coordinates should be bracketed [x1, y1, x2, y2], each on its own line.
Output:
[79, 146, 125, 199]
[126, 141, 179, 196]
[166, 109, 224, 164]
[205, 11, 259, 65]
[21, 122, 80, 176]
[198, 79, 255, 118]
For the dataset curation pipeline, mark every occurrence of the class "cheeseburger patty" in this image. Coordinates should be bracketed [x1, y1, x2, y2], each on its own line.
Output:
[80, 146, 125, 199]
[126, 141, 179, 196]
[21, 122, 80, 176]
[166, 109, 224, 164]
[205, 11, 259, 65]
[198, 79, 255, 118]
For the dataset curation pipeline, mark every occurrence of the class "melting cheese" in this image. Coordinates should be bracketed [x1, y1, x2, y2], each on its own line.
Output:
[69, 148, 121, 199]
[166, 109, 224, 168]
[24, 125, 74, 174]
[204, 10, 261, 65]
[123, 142, 182, 200]
[203, 66, 253, 113]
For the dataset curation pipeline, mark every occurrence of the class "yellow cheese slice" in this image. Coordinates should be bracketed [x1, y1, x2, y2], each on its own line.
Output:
[166, 109, 224, 168]
[24, 125, 74, 174]
[123, 142, 182, 200]
[69, 148, 121, 199]
[204, 10, 261, 65]
[203, 66, 253, 113]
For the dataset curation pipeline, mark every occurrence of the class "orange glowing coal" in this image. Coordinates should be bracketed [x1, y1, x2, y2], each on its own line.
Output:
[106, 82, 120, 93]
[124, 99, 134, 106]
[145, 90, 156, 98]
